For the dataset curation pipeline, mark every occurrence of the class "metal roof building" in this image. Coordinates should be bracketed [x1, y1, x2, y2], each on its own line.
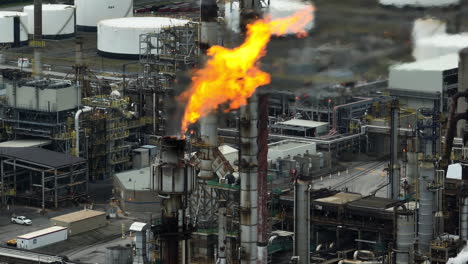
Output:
[272, 119, 329, 137]
[0, 147, 87, 209]
[50, 210, 107, 236]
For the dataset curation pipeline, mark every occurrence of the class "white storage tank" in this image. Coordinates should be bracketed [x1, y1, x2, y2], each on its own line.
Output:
[0, 11, 28, 47]
[76, 0, 134, 32]
[378, 0, 460, 8]
[23, 4, 75, 39]
[97, 17, 190, 59]
[413, 34, 468, 61]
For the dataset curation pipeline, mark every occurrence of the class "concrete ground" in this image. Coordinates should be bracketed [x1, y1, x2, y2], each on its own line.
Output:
[66, 236, 134, 263]
[312, 160, 389, 197]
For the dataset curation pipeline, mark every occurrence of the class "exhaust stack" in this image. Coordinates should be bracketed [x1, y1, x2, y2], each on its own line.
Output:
[153, 137, 195, 264]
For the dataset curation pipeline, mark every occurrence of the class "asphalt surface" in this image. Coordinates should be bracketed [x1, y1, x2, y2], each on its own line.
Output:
[313, 161, 389, 197]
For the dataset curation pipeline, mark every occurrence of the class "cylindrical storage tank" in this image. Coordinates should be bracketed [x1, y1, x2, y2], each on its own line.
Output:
[0, 12, 28, 47]
[396, 214, 415, 264]
[413, 34, 468, 61]
[97, 17, 190, 60]
[76, 0, 133, 32]
[379, 0, 460, 8]
[23, 4, 75, 39]
[105, 246, 133, 264]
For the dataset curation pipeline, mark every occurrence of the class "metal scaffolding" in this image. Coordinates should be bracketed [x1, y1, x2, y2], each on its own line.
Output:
[0, 147, 87, 210]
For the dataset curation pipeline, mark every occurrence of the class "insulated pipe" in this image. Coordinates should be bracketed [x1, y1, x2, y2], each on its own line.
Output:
[74, 106, 92, 157]
[240, 94, 258, 264]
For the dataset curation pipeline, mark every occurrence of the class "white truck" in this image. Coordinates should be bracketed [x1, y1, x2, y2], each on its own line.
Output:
[11, 216, 32, 225]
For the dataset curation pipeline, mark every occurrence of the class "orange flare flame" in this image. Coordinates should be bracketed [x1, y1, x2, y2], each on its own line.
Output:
[178, 6, 315, 133]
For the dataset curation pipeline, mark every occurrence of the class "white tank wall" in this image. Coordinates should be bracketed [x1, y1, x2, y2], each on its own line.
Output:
[379, 0, 460, 7]
[23, 4, 75, 37]
[97, 17, 189, 56]
[76, 0, 133, 28]
[0, 12, 28, 44]
[413, 34, 468, 61]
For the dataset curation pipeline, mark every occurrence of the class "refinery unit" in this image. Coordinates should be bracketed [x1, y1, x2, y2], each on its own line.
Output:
[1, 0, 468, 264]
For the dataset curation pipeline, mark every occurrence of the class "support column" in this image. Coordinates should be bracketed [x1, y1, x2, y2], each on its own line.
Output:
[54, 169, 58, 208]
[294, 178, 311, 264]
[218, 200, 227, 264]
[41, 171, 45, 211]
[390, 101, 400, 200]
[1, 160, 4, 209]
[240, 95, 258, 264]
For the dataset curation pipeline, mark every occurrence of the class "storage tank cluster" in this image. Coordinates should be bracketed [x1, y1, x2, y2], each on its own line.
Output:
[23, 4, 75, 39]
[0, 11, 28, 47]
[75, 0, 134, 32]
[97, 17, 190, 59]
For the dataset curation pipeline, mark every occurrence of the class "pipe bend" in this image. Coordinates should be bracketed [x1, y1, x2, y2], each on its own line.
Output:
[74, 106, 93, 157]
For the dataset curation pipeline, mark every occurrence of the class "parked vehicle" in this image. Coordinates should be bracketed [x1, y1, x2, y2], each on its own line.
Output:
[11, 216, 32, 225]
[6, 238, 17, 247]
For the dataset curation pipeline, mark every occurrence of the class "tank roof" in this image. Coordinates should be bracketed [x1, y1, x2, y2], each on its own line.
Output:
[23, 4, 74, 11]
[98, 17, 190, 29]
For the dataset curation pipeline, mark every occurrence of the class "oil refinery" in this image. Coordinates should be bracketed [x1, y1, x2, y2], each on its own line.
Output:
[0, 0, 468, 263]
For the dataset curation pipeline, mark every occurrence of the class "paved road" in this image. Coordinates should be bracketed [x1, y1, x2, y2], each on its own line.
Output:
[313, 161, 389, 197]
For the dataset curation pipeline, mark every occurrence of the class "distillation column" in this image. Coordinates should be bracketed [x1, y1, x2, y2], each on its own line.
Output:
[416, 109, 439, 256]
[240, 95, 258, 264]
[294, 177, 311, 264]
[218, 200, 228, 264]
[238, 1, 264, 263]
[199, 0, 219, 176]
[395, 205, 415, 264]
[153, 137, 195, 264]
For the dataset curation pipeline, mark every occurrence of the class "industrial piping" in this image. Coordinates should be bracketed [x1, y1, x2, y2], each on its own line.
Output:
[442, 91, 468, 171]
[74, 106, 92, 157]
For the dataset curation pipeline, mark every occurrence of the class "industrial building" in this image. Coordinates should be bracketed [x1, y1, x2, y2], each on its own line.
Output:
[114, 166, 160, 212]
[50, 209, 107, 236]
[16, 226, 68, 250]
